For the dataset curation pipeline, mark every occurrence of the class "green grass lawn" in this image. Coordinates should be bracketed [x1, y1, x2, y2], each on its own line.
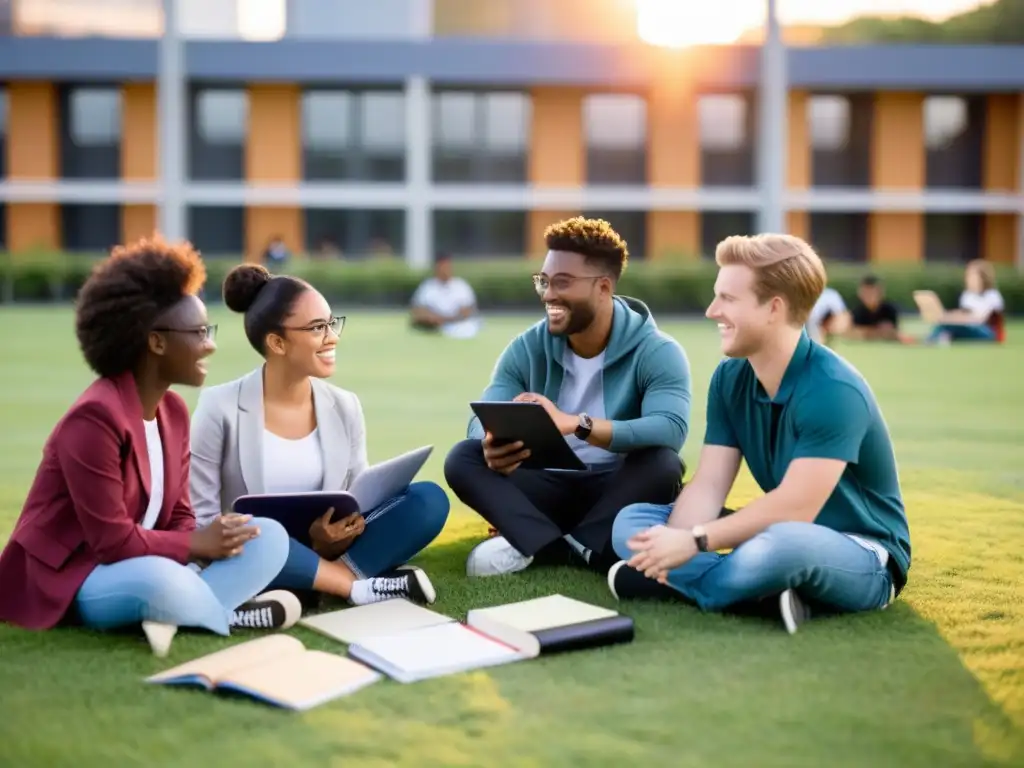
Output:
[0, 305, 1022, 768]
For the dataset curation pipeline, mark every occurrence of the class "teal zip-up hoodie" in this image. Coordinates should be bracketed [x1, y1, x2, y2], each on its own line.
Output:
[467, 296, 692, 453]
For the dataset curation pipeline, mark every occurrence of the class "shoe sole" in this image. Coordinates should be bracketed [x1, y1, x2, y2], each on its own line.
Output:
[607, 560, 627, 600]
[142, 621, 177, 657]
[397, 565, 437, 604]
[250, 590, 303, 629]
[779, 590, 801, 635]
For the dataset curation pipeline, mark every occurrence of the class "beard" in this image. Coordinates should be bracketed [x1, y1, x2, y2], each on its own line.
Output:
[546, 299, 597, 336]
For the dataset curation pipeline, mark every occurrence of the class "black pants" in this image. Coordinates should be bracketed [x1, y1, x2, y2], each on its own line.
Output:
[444, 439, 685, 570]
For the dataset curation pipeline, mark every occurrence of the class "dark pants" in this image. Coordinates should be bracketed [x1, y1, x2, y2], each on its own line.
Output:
[444, 439, 684, 570]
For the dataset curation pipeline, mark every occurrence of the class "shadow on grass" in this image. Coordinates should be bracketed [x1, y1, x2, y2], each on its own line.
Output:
[0, 533, 1020, 767]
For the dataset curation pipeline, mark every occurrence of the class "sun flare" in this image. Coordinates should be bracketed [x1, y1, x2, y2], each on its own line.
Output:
[635, 0, 756, 47]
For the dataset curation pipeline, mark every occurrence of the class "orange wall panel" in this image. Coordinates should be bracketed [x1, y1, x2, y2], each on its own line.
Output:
[647, 211, 699, 260]
[526, 210, 578, 259]
[245, 84, 301, 183]
[528, 88, 584, 187]
[647, 81, 699, 187]
[983, 94, 1022, 192]
[122, 83, 157, 181]
[787, 91, 810, 190]
[7, 82, 59, 179]
[7, 204, 60, 252]
[244, 207, 303, 262]
[787, 211, 809, 241]
[871, 92, 924, 190]
[869, 213, 923, 263]
[122, 205, 157, 246]
[982, 214, 1017, 265]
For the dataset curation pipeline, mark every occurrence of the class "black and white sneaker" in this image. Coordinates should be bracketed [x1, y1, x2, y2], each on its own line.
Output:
[229, 590, 302, 631]
[779, 589, 810, 634]
[353, 566, 437, 606]
[607, 560, 684, 602]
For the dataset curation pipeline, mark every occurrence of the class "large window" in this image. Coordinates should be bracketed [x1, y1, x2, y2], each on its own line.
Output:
[433, 210, 526, 257]
[61, 204, 121, 253]
[925, 95, 985, 189]
[189, 87, 248, 181]
[584, 211, 647, 261]
[701, 211, 755, 258]
[699, 94, 755, 187]
[810, 213, 868, 263]
[187, 205, 245, 257]
[925, 213, 981, 262]
[304, 209, 405, 258]
[301, 88, 406, 181]
[60, 86, 122, 179]
[584, 94, 647, 185]
[808, 94, 872, 188]
[432, 90, 530, 183]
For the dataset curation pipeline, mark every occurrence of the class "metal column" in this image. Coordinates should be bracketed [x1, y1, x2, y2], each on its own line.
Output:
[158, 0, 186, 243]
[756, 0, 787, 235]
[405, 0, 434, 269]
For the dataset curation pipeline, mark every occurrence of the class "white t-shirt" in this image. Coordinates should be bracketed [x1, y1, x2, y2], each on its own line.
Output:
[556, 349, 620, 468]
[411, 277, 476, 319]
[141, 419, 164, 530]
[262, 429, 325, 494]
[959, 289, 1004, 320]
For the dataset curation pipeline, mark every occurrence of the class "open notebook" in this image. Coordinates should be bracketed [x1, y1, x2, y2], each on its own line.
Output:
[334, 594, 634, 684]
[145, 635, 381, 710]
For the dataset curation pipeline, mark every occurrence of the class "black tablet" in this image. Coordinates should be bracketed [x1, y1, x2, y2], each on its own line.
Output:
[231, 492, 362, 545]
[470, 401, 588, 471]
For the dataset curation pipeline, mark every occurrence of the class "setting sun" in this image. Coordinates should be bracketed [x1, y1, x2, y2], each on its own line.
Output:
[635, 0, 758, 47]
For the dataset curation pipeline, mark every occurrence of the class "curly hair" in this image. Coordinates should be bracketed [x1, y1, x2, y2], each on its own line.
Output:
[75, 236, 207, 378]
[544, 216, 630, 279]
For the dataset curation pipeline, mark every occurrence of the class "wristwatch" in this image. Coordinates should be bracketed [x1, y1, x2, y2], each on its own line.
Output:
[574, 412, 593, 441]
[692, 525, 709, 553]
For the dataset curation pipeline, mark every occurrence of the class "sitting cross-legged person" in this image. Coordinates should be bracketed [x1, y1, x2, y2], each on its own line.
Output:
[609, 234, 911, 635]
[444, 217, 692, 579]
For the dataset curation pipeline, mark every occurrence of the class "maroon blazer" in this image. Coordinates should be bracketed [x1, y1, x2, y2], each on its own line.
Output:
[0, 371, 195, 630]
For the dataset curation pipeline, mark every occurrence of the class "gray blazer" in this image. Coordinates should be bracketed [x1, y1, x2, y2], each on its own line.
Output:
[189, 367, 368, 528]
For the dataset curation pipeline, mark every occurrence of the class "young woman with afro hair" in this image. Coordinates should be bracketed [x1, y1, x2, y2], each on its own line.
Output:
[0, 237, 300, 656]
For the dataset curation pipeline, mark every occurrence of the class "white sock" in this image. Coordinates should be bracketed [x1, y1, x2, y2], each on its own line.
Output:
[563, 534, 592, 564]
[349, 579, 373, 605]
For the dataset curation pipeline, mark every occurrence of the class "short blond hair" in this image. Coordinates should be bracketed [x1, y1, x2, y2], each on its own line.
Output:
[715, 234, 826, 325]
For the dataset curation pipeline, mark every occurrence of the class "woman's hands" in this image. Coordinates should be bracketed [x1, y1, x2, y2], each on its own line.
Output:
[309, 508, 365, 558]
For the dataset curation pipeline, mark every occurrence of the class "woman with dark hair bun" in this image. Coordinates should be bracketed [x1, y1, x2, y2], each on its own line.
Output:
[0, 238, 298, 658]
[190, 264, 448, 607]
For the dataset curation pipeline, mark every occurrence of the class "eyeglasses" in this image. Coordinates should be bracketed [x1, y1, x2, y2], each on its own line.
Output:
[532, 273, 608, 296]
[282, 315, 346, 340]
[152, 324, 218, 342]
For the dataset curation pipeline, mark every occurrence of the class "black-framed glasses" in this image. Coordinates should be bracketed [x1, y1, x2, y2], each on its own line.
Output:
[152, 324, 218, 342]
[282, 315, 346, 340]
[532, 273, 608, 296]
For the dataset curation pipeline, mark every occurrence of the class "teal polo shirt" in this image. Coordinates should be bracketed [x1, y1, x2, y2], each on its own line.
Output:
[705, 330, 911, 591]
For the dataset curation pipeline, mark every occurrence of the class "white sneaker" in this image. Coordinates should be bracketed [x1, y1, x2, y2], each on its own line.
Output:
[466, 536, 534, 578]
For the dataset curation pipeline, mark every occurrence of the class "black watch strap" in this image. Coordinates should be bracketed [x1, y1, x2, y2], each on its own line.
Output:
[693, 528, 709, 552]
[574, 413, 593, 440]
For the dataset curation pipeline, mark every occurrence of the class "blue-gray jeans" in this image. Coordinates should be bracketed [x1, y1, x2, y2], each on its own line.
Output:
[612, 504, 895, 614]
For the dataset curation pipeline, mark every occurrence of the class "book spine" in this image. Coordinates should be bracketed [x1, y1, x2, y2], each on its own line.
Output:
[531, 616, 635, 655]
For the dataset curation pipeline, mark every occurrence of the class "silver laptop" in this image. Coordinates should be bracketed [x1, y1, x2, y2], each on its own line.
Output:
[349, 445, 434, 513]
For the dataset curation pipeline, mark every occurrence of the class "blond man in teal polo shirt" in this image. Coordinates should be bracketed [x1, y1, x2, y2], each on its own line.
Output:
[608, 233, 911, 634]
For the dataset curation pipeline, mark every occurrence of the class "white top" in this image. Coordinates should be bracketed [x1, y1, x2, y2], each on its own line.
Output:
[959, 289, 1004, 320]
[262, 429, 325, 494]
[556, 349, 620, 468]
[141, 419, 164, 530]
[411, 276, 476, 318]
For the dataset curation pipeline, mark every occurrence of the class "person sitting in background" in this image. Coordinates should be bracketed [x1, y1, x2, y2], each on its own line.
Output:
[925, 259, 1006, 344]
[444, 217, 690, 579]
[848, 274, 905, 342]
[262, 235, 290, 270]
[609, 234, 910, 635]
[409, 254, 481, 339]
[805, 285, 850, 346]
[0, 237, 298, 657]
[190, 264, 449, 609]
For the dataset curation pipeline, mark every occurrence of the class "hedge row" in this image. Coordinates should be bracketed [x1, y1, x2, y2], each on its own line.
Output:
[1, 251, 1022, 315]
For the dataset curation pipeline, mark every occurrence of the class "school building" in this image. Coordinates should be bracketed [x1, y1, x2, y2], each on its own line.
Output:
[0, 0, 1022, 267]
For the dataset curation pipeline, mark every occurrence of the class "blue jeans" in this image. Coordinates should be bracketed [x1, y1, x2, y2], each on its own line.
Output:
[612, 504, 894, 614]
[74, 517, 290, 636]
[927, 323, 995, 342]
[270, 481, 450, 588]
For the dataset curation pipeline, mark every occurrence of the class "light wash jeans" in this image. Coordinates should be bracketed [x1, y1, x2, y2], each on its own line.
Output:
[74, 517, 290, 636]
[612, 504, 895, 614]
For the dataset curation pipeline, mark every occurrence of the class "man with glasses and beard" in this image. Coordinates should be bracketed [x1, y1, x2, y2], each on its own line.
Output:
[444, 217, 692, 579]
